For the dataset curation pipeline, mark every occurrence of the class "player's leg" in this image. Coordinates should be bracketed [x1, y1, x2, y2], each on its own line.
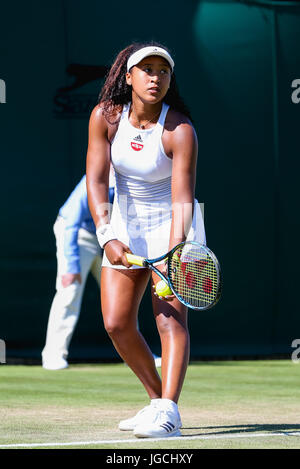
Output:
[133, 268, 188, 438]
[151, 273, 189, 404]
[101, 266, 162, 399]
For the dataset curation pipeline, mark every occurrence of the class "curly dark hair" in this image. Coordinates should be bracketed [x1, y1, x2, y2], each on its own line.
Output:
[98, 41, 193, 123]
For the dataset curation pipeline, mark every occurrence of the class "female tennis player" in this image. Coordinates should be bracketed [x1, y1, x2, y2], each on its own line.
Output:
[86, 42, 205, 438]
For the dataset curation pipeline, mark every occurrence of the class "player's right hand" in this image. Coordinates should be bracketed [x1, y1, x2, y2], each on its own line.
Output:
[104, 240, 133, 268]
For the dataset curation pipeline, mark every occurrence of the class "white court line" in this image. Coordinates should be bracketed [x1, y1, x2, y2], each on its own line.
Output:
[0, 431, 300, 448]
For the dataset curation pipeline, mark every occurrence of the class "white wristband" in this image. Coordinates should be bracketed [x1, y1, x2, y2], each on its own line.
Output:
[96, 224, 116, 248]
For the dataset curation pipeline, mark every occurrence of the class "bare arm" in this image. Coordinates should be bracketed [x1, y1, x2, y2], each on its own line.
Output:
[168, 120, 198, 251]
[153, 120, 197, 300]
[86, 105, 111, 229]
[86, 105, 132, 267]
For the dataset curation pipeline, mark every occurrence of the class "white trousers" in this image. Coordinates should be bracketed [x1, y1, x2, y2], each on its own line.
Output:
[42, 217, 102, 363]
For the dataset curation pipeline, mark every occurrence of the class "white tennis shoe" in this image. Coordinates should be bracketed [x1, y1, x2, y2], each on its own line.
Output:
[118, 400, 160, 431]
[133, 407, 182, 438]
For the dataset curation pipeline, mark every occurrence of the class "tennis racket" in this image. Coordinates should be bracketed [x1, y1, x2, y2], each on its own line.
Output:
[126, 241, 221, 311]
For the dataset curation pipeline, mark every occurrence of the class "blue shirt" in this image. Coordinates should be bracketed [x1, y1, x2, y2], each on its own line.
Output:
[58, 175, 114, 273]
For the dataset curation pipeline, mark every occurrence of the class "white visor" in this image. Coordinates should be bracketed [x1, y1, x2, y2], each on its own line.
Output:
[127, 46, 174, 73]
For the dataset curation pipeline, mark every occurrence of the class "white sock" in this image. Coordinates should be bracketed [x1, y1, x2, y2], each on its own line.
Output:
[150, 398, 161, 406]
[159, 398, 178, 413]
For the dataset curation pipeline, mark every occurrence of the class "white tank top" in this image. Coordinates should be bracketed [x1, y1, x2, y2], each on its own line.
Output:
[102, 102, 206, 268]
[111, 102, 172, 201]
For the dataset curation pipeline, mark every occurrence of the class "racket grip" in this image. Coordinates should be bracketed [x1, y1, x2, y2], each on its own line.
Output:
[125, 253, 145, 267]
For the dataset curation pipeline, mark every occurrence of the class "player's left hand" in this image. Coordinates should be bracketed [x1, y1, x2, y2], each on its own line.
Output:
[152, 263, 175, 302]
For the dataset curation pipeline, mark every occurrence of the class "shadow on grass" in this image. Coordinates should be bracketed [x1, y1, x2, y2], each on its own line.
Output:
[182, 424, 300, 437]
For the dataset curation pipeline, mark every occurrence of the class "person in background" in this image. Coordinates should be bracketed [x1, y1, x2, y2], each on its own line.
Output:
[42, 171, 161, 370]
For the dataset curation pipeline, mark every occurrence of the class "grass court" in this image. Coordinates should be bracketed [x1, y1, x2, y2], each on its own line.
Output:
[0, 360, 300, 449]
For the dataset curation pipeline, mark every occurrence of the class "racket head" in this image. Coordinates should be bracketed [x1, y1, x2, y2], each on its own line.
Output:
[166, 241, 221, 310]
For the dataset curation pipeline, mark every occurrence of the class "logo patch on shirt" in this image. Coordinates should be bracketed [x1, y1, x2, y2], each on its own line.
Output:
[131, 141, 144, 151]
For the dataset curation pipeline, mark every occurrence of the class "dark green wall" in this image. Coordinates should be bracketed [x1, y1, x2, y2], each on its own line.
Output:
[0, 0, 299, 360]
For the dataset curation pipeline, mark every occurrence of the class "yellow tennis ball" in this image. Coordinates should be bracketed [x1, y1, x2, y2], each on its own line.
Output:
[155, 280, 172, 297]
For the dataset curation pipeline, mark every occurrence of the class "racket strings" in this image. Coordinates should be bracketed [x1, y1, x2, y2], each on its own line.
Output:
[169, 245, 219, 308]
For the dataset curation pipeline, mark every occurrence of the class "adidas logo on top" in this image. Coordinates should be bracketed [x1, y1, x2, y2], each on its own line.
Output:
[133, 134, 143, 142]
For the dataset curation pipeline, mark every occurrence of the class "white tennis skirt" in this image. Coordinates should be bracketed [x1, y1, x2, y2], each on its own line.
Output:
[102, 194, 206, 269]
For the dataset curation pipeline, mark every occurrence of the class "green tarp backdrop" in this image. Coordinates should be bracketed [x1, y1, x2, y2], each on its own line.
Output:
[0, 0, 299, 360]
